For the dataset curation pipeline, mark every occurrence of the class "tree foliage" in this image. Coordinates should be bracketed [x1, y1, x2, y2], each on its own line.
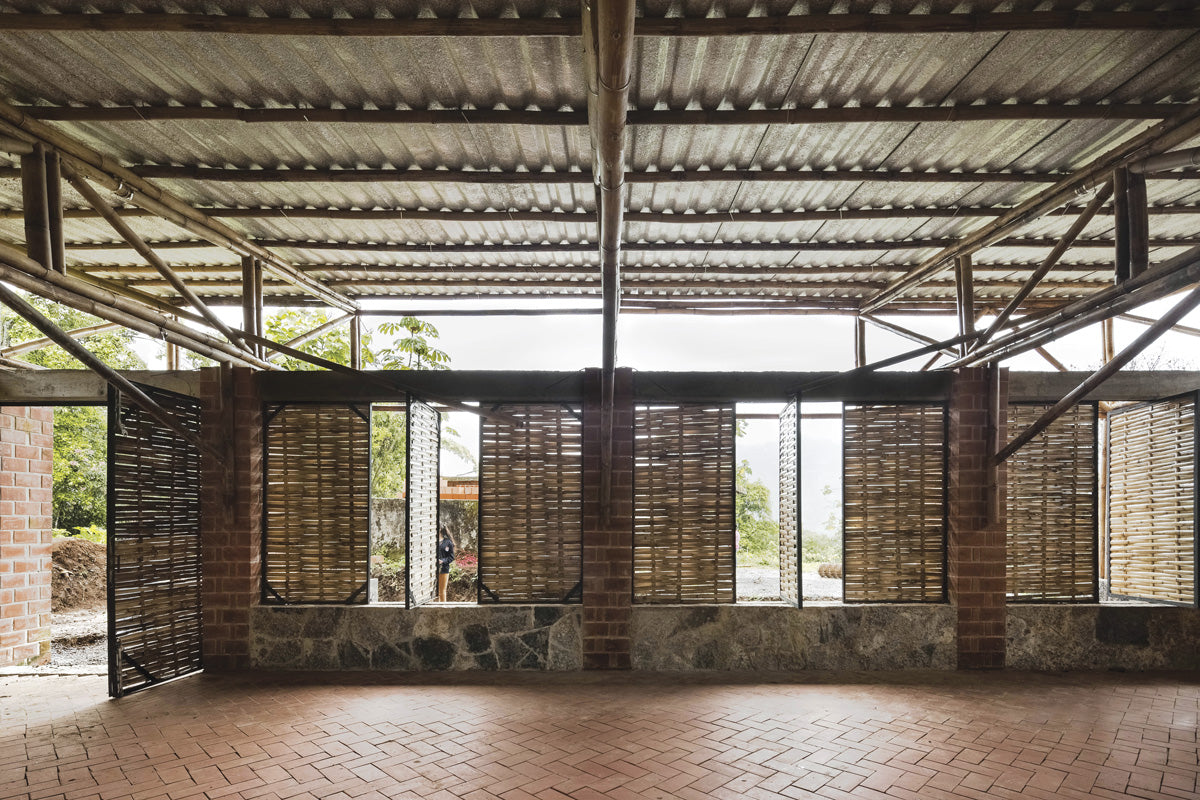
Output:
[736, 459, 780, 566]
[263, 309, 372, 371]
[374, 317, 450, 370]
[1, 294, 146, 531]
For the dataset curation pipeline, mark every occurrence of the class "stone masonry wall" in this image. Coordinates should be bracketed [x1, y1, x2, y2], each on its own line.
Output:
[633, 605, 956, 670]
[1008, 606, 1200, 671]
[251, 604, 581, 671]
[199, 365, 262, 671]
[0, 405, 53, 667]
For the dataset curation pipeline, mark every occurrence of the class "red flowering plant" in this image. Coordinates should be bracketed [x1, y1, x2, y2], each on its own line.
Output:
[449, 552, 478, 583]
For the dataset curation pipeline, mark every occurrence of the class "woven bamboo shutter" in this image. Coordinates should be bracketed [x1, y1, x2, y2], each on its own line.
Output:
[1006, 403, 1097, 602]
[1108, 394, 1197, 605]
[406, 398, 440, 607]
[263, 404, 370, 604]
[843, 404, 946, 603]
[634, 404, 736, 603]
[778, 400, 800, 606]
[107, 384, 203, 697]
[479, 404, 583, 602]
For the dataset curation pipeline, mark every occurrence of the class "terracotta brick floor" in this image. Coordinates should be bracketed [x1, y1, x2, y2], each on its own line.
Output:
[2, 670, 1199, 800]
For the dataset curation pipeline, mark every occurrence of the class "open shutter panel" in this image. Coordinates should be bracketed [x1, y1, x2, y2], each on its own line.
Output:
[406, 398, 440, 607]
[1006, 403, 1098, 602]
[263, 403, 370, 604]
[633, 404, 736, 603]
[778, 399, 800, 607]
[479, 404, 583, 603]
[107, 384, 202, 697]
[843, 404, 946, 603]
[1107, 393, 1197, 606]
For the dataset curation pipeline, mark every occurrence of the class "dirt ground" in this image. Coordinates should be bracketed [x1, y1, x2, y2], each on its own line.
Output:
[50, 538, 106, 613]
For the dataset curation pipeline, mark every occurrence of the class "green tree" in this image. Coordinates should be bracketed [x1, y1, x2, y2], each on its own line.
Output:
[375, 317, 450, 370]
[1, 294, 146, 531]
[263, 308, 372, 371]
[736, 460, 780, 566]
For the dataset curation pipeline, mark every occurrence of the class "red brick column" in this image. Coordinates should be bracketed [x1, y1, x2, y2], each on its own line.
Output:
[199, 365, 262, 670]
[948, 367, 1008, 669]
[582, 367, 634, 669]
[0, 406, 53, 667]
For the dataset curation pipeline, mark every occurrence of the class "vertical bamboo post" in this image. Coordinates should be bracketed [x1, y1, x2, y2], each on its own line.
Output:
[854, 315, 867, 367]
[43, 150, 65, 273]
[20, 142, 51, 269]
[1103, 318, 1115, 363]
[1127, 171, 1149, 278]
[955, 254, 974, 356]
[350, 313, 362, 370]
[1113, 167, 1131, 284]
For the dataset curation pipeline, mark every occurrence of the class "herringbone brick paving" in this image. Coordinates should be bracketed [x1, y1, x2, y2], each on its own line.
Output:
[1, 671, 1198, 800]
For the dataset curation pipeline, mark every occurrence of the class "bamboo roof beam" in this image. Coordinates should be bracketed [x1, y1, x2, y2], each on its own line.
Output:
[1, 321, 122, 357]
[861, 315, 961, 359]
[125, 165, 1093, 184]
[0, 10, 1197, 36]
[860, 103, 1200, 313]
[7, 203, 1199, 223]
[1119, 312, 1200, 339]
[20, 103, 1189, 125]
[64, 165, 251, 352]
[0, 97, 356, 312]
[264, 312, 353, 362]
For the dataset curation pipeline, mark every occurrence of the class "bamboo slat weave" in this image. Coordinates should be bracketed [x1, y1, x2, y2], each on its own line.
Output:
[634, 405, 736, 603]
[843, 404, 946, 603]
[779, 401, 800, 606]
[107, 384, 202, 697]
[479, 404, 583, 602]
[1006, 404, 1097, 601]
[406, 399, 440, 606]
[264, 404, 369, 603]
[1108, 396, 1197, 605]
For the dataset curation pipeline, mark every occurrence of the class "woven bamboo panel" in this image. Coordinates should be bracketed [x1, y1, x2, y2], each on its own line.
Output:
[1006, 404, 1097, 602]
[778, 401, 800, 606]
[634, 404, 736, 603]
[264, 404, 370, 603]
[843, 404, 946, 603]
[107, 384, 202, 697]
[479, 404, 583, 602]
[406, 399, 440, 606]
[1108, 396, 1197, 605]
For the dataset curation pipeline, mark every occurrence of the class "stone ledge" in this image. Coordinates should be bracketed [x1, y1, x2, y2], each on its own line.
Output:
[251, 604, 582, 671]
[1007, 605, 1200, 671]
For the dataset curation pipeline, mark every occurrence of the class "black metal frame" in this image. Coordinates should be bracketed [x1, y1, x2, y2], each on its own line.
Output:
[631, 402, 738, 605]
[106, 382, 203, 698]
[1105, 390, 1199, 607]
[1005, 401, 1100, 604]
[840, 401, 950, 605]
[476, 402, 584, 605]
[260, 400, 372, 605]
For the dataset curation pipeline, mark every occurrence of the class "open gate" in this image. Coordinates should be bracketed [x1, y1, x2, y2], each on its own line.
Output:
[106, 383, 202, 697]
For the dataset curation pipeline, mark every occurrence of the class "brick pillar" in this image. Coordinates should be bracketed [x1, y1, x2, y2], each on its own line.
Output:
[199, 365, 262, 670]
[948, 367, 1008, 669]
[582, 367, 634, 669]
[0, 406, 53, 667]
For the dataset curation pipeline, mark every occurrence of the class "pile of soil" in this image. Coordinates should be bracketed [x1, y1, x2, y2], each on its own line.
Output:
[370, 564, 475, 603]
[51, 538, 106, 613]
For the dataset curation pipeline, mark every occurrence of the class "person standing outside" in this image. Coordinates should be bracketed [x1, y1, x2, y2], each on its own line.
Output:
[436, 526, 455, 602]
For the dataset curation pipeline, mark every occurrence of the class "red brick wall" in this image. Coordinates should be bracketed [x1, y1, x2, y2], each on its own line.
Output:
[948, 368, 1008, 669]
[582, 368, 634, 669]
[199, 366, 262, 670]
[0, 406, 53, 667]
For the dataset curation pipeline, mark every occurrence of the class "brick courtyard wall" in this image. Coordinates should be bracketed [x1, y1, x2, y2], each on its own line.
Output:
[948, 367, 1009, 669]
[581, 367, 634, 669]
[199, 365, 262, 670]
[0, 406, 53, 667]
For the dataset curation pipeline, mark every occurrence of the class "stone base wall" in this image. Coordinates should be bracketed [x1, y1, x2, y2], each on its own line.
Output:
[251, 605, 581, 671]
[632, 605, 957, 670]
[1007, 606, 1200, 671]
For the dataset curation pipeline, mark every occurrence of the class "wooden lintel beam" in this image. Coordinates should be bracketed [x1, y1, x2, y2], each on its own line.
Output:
[0, 10, 1196, 35]
[20, 102, 1187, 125]
[0, 279, 217, 460]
